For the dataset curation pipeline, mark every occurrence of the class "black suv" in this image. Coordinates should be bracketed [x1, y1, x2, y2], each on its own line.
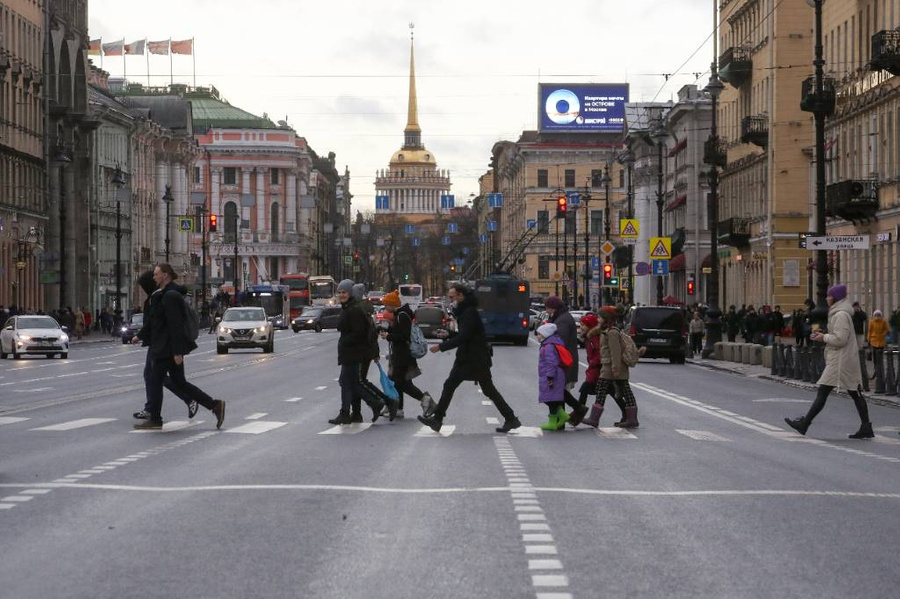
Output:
[624, 306, 687, 364]
[292, 306, 342, 333]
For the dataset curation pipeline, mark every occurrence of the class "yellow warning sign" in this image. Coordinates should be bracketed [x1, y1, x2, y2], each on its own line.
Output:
[649, 237, 672, 260]
[620, 219, 639, 239]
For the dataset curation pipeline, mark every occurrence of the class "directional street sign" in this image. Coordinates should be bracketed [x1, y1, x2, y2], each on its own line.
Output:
[650, 237, 672, 260]
[652, 259, 670, 276]
[620, 219, 639, 238]
[591, 256, 601, 270]
[600, 240, 615, 255]
[527, 219, 537, 229]
[806, 235, 870, 250]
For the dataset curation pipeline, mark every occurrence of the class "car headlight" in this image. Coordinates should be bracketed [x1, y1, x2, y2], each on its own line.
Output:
[17, 334, 31, 341]
[121, 326, 128, 332]
[59, 333, 69, 342]
[307, 319, 315, 324]
[220, 326, 232, 334]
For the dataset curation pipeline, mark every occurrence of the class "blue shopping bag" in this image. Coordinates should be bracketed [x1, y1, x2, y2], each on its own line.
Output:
[376, 362, 399, 401]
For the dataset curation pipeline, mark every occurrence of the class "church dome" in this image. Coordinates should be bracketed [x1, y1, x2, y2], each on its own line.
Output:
[390, 147, 437, 165]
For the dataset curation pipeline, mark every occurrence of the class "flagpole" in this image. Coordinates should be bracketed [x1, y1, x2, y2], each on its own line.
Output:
[146, 41, 150, 86]
[169, 40, 173, 85]
[123, 44, 127, 82]
[192, 38, 196, 88]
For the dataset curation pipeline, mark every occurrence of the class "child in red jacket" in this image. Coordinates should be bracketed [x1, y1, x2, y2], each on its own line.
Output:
[578, 313, 601, 405]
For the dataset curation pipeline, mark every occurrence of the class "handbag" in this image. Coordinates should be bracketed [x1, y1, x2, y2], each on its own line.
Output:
[376, 362, 399, 401]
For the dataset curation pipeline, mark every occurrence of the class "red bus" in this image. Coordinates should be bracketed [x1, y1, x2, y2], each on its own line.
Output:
[279, 273, 310, 321]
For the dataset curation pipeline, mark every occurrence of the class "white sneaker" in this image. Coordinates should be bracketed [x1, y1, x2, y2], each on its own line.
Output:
[395, 409, 405, 419]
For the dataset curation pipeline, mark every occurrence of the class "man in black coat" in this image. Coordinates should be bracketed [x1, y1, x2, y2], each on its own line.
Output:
[418, 283, 520, 433]
[331, 279, 395, 425]
[725, 305, 740, 342]
[133, 263, 225, 430]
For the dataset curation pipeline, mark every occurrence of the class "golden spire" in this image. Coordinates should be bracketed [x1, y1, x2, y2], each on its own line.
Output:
[404, 23, 422, 145]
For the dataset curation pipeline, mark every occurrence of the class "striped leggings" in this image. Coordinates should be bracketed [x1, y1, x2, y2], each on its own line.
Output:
[594, 378, 637, 409]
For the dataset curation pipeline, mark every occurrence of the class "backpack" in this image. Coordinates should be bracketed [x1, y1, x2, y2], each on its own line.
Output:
[617, 329, 640, 368]
[409, 320, 428, 359]
[165, 289, 200, 348]
[554, 344, 574, 368]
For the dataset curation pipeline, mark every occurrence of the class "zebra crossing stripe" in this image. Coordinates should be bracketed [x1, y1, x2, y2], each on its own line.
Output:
[31, 418, 117, 431]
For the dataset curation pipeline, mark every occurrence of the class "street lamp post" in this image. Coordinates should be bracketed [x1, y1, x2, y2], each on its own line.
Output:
[112, 166, 127, 315]
[603, 165, 612, 307]
[162, 185, 174, 262]
[234, 210, 241, 293]
[618, 150, 636, 305]
[651, 119, 668, 306]
[196, 203, 209, 325]
[810, 0, 830, 324]
[702, 55, 727, 358]
[581, 182, 592, 309]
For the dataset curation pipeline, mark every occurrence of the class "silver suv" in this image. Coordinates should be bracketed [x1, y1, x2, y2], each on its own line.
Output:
[216, 307, 273, 354]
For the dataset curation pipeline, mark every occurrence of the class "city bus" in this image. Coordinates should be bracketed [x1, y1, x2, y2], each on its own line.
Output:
[308, 275, 337, 306]
[241, 284, 290, 329]
[474, 274, 530, 346]
[399, 283, 424, 309]
[279, 272, 310, 320]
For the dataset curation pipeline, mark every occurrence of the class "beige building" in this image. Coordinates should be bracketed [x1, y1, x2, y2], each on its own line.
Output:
[822, 0, 900, 316]
[1, 0, 45, 311]
[717, 0, 814, 310]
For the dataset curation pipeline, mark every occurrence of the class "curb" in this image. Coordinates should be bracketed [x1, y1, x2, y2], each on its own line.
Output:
[69, 337, 119, 346]
[686, 358, 900, 410]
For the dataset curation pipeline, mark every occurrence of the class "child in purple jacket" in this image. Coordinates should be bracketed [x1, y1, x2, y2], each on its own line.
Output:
[536, 323, 570, 431]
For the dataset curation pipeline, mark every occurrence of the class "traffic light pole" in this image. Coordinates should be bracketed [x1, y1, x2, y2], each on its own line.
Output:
[197, 204, 208, 326]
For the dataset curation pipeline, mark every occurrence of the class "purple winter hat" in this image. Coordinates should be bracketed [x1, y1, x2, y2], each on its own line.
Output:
[826, 284, 847, 302]
[544, 296, 564, 310]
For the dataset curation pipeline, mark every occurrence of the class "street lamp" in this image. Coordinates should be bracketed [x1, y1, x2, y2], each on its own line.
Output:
[111, 166, 127, 315]
[12, 226, 40, 311]
[52, 147, 71, 310]
[809, 0, 830, 326]
[651, 117, 669, 306]
[162, 185, 174, 262]
[702, 64, 726, 357]
[617, 150, 636, 305]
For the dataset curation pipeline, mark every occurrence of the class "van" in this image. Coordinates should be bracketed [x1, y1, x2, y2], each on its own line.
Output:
[624, 306, 687, 364]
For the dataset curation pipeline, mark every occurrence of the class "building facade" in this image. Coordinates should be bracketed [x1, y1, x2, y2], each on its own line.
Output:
[0, 0, 45, 311]
[716, 0, 814, 310]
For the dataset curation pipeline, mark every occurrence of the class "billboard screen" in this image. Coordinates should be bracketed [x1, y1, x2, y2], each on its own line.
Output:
[538, 83, 629, 133]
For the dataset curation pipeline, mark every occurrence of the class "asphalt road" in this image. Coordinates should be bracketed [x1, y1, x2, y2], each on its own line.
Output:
[2, 330, 899, 598]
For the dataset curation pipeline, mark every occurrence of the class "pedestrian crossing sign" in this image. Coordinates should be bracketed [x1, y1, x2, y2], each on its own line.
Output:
[649, 237, 672, 260]
[620, 219, 639, 238]
[179, 217, 194, 232]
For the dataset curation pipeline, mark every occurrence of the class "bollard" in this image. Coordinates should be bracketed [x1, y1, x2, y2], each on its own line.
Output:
[771, 342, 780, 376]
[889, 350, 900, 397]
[779, 344, 789, 377]
[801, 346, 812, 382]
[813, 345, 825, 380]
[784, 345, 793, 378]
[792, 346, 803, 380]
[873, 347, 886, 394]
[858, 349, 870, 392]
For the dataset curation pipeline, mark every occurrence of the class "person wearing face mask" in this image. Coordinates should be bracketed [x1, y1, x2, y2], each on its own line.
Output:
[785, 285, 873, 439]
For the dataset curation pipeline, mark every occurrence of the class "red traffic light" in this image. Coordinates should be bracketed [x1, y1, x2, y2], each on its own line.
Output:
[209, 213, 217, 232]
[687, 280, 695, 295]
[603, 264, 613, 277]
[353, 252, 360, 260]
[557, 195, 567, 213]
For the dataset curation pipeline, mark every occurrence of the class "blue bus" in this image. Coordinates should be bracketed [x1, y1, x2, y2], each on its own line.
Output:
[474, 274, 531, 346]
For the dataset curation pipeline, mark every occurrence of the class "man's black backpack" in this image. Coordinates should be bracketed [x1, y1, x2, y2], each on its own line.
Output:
[165, 290, 200, 350]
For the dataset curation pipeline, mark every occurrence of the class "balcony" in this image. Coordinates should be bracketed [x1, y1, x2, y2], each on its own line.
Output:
[703, 137, 727, 168]
[826, 180, 879, 223]
[800, 75, 836, 116]
[719, 47, 752, 88]
[740, 116, 768, 148]
[717, 218, 750, 248]
[871, 30, 900, 76]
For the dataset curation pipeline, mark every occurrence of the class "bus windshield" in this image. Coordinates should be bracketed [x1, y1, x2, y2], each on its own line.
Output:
[477, 280, 529, 313]
[310, 281, 335, 299]
[280, 276, 308, 291]
[243, 294, 283, 318]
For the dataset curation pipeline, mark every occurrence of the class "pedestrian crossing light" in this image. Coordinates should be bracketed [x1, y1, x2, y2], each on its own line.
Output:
[687, 277, 695, 295]
[404, 273, 410, 281]
[556, 195, 567, 215]
[353, 252, 360, 261]
[209, 213, 217, 233]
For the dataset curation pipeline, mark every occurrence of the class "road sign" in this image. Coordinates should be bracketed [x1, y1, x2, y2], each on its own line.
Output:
[652, 260, 669, 276]
[487, 193, 503, 208]
[702, 267, 712, 274]
[620, 219, 639, 239]
[527, 219, 537, 229]
[343, 256, 352, 266]
[635, 261, 650, 276]
[650, 237, 672, 260]
[179, 217, 194, 232]
[553, 272, 562, 281]
[619, 278, 631, 291]
[600, 240, 615, 255]
[412, 237, 421, 247]
[590, 256, 600, 270]
[405, 224, 415, 235]
[441, 236, 451, 245]
[806, 235, 870, 250]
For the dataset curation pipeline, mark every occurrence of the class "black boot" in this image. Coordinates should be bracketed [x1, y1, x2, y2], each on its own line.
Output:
[369, 400, 384, 423]
[849, 422, 874, 439]
[784, 417, 810, 436]
[496, 416, 521, 433]
[418, 413, 443, 432]
[328, 410, 351, 425]
[349, 410, 363, 423]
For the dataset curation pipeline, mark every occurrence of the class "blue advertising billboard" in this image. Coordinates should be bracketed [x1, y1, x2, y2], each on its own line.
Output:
[538, 83, 629, 133]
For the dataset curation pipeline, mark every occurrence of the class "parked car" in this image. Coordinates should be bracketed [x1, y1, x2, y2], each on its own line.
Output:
[217, 307, 274, 354]
[120, 313, 144, 344]
[624, 306, 687, 364]
[414, 305, 454, 338]
[1, 315, 69, 359]
[291, 306, 342, 333]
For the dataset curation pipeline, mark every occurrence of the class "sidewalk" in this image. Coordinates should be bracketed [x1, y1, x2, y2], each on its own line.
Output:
[686, 356, 900, 410]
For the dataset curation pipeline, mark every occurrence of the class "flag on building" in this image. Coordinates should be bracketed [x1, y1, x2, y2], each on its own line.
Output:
[148, 39, 170, 55]
[88, 39, 101, 56]
[171, 39, 193, 55]
[102, 39, 125, 56]
[125, 39, 146, 55]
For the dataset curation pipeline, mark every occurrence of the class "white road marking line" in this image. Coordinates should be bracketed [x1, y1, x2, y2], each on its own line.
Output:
[130, 420, 203, 434]
[318, 423, 372, 435]
[245, 413, 268, 420]
[515, 506, 543, 512]
[414, 425, 456, 437]
[524, 534, 554, 542]
[676, 430, 732, 442]
[486, 417, 500, 425]
[13, 387, 54, 393]
[507, 426, 544, 437]
[315, 386, 328, 391]
[285, 397, 303, 403]
[518, 513, 547, 521]
[525, 545, 558, 555]
[97, 362, 117, 365]
[64, 474, 92, 479]
[754, 398, 811, 403]
[78, 470, 105, 474]
[0, 417, 30, 426]
[0, 504, 16, 510]
[1, 495, 33, 502]
[514, 499, 540, 505]
[90, 368, 116, 373]
[873, 435, 900, 446]
[520, 524, 552, 531]
[30, 418, 117, 431]
[225, 421, 287, 435]
[535, 592, 573, 599]
[596, 427, 638, 439]
[529, 559, 563, 570]
[481, 400, 492, 406]
[532, 575, 568, 587]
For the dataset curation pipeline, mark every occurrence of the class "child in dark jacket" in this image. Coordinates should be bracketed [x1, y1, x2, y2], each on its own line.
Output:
[536, 323, 570, 431]
[578, 313, 601, 406]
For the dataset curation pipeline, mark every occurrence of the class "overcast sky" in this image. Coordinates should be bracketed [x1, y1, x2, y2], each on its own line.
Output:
[90, 0, 715, 213]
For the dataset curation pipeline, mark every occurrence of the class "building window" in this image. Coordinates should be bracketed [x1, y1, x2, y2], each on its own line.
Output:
[537, 169, 548, 188]
[271, 202, 280, 242]
[564, 211, 576, 234]
[538, 256, 550, 280]
[224, 201, 238, 243]
[223, 167, 237, 186]
[591, 169, 602, 187]
[271, 168, 280, 185]
[193, 166, 201, 184]
[618, 169, 625, 188]
[537, 210, 549, 234]
[564, 169, 576, 187]
[590, 210, 603, 235]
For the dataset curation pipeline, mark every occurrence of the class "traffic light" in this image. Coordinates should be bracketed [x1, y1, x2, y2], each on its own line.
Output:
[403, 273, 410, 281]
[209, 213, 217, 232]
[556, 195, 567, 215]
[687, 277, 695, 295]
[450, 265, 456, 272]
[603, 263, 613, 285]
[353, 252, 360, 261]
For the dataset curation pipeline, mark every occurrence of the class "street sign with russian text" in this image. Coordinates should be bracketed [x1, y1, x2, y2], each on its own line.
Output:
[806, 235, 869, 250]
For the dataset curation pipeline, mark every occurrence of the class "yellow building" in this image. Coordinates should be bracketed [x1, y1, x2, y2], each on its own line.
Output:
[717, 0, 814, 309]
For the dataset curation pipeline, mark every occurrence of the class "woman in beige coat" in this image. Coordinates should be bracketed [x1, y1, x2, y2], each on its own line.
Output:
[785, 284, 873, 438]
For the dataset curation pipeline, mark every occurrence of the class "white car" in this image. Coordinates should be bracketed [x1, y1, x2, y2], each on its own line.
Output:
[1, 315, 69, 359]
[216, 307, 274, 354]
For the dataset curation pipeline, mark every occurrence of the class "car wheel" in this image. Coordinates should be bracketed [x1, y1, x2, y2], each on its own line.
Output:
[315, 324, 322, 333]
[292, 327, 299, 333]
[217, 345, 228, 355]
[60, 353, 68, 359]
[122, 338, 129, 344]
[264, 341, 274, 354]
[12, 350, 22, 360]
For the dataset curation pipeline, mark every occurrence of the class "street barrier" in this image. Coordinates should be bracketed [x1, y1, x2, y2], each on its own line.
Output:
[873, 348, 885, 394]
[714, 342, 725, 361]
[790, 346, 802, 380]
[778, 343, 788, 377]
[769, 344, 778, 375]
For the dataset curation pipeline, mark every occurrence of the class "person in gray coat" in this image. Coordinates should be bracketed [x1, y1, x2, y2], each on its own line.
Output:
[544, 296, 588, 424]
